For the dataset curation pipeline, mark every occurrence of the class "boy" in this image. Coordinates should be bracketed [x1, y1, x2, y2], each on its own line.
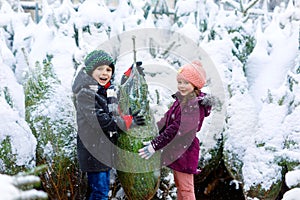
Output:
[72, 50, 144, 199]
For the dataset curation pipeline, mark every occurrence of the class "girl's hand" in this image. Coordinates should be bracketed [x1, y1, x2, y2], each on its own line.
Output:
[138, 141, 155, 159]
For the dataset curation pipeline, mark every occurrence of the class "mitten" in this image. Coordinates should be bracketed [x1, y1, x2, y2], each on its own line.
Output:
[129, 108, 145, 126]
[121, 61, 144, 84]
[138, 141, 155, 159]
[120, 108, 145, 130]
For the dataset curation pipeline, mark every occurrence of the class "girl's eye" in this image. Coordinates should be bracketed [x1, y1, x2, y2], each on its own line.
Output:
[178, 81, 188, 85]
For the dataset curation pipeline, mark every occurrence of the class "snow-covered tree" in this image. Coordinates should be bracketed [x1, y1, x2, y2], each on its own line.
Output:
[0, 0, 299, 199]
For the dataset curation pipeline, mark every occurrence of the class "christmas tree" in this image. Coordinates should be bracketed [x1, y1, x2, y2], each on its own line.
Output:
[116, 52, 161, 199]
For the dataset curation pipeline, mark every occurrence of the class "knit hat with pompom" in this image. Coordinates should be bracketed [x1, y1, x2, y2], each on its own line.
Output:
[84, 50, 115, 75]
[177, 60, 206, 89]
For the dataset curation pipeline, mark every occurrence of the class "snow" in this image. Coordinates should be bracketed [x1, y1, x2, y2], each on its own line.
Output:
[78, 0, 113, 26]
[286, 170, 300, 188]
[246, 13, 299, 107]
[0, 62, 36, 169]
[0, 0, 300, 199]
[282, 188, 300, 200]
[175, 0, 197, 16]
[0, 174, 47, 200]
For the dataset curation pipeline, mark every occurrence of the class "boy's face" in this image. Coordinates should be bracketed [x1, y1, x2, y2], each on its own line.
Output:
[92, 65, 113, 86]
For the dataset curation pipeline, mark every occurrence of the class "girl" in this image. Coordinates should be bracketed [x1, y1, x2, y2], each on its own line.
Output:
[72, 50, 144, 200]
[138, 60, 212, 200]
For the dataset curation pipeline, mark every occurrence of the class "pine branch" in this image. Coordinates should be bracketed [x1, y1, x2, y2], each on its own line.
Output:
[243, 0, 260, 15]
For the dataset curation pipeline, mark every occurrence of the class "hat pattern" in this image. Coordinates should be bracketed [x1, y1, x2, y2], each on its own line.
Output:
[84, 50, 115, 75]
[177, 60, 206, 89]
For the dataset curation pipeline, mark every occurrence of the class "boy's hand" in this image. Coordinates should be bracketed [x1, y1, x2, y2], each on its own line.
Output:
[129, 108, 145, 126]
[138, 141, 155, 159]
[124, 61, 144, 76]
[121, 62, 145, 84]
[135, 61, 145, 76]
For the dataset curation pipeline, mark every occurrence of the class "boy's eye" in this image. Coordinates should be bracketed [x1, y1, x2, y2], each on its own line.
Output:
[96, 67, 104, 70]
[96, 66, 112, 72]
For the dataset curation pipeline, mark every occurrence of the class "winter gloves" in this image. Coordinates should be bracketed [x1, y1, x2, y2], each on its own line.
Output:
[121, 108, 145, 130]
[130, 108, 145, 126]
[138, 141, 155, 159]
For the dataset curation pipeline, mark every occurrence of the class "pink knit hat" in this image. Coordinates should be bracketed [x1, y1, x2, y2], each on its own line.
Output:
[177, 60, 206, 89]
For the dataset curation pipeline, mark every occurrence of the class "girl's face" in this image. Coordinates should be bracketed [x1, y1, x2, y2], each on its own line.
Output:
[92, 65, 113, 86]
[177, 77, 195, 96]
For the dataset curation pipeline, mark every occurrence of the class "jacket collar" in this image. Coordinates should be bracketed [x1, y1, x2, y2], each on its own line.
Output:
[172, 91, 207, 105]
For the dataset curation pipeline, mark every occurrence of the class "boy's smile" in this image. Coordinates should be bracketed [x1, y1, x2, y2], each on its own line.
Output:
[92, 65, 113, 86]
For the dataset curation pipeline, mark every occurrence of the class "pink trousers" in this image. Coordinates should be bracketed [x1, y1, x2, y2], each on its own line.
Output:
[173, 170, 196, 200]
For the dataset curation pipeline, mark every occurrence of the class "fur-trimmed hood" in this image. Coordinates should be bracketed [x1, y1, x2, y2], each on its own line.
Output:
[72, 68, 98, 94]
[172, 91, 216, 107]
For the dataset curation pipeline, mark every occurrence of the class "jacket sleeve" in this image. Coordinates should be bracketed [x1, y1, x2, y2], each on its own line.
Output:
[151, 110, 181, 151]
[204, 104, 212, 117]
[151, 103, 203, 151]
[76, 89, 118, 132]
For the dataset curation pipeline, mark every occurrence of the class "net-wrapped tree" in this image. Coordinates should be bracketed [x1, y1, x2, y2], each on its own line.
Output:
[116, 64, 161, 200]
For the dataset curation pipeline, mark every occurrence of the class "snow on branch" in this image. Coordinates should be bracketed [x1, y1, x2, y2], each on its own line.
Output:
[220, 0, 260, 15]
[0, 173, 48, 200]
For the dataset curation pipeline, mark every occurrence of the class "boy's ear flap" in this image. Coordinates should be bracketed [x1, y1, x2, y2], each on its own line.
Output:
[109, 62, 115, 74]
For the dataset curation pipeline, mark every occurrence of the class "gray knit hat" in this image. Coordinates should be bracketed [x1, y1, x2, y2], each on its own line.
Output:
[84, 50, 115, 75]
